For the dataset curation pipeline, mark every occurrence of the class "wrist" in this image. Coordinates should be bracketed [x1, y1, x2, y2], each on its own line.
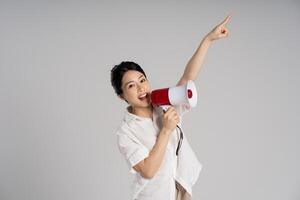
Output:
[203, 35, 213, 44]
[161, 127, 172, 136]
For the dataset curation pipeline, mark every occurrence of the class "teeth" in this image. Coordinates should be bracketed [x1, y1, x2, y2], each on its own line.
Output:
[139, 93, 147, 98]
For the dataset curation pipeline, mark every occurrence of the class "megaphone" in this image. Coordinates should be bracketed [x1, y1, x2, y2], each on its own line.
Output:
[150, 80, 197, 156]
[150, 80, 197, 111]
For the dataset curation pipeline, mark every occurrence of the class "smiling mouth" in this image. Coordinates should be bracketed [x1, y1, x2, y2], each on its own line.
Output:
[138, 93, 148, 101]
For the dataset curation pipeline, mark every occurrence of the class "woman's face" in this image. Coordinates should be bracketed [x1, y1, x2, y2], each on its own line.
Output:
[119, 70, 152, 108]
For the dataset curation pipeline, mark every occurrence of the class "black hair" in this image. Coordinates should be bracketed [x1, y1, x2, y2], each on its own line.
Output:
[110, 61, 147, 96]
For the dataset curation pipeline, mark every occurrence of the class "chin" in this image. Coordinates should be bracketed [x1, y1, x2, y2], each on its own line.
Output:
[138, 102, 151, 108]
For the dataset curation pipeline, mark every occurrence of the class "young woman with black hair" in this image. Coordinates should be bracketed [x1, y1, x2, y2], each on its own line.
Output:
[111, 15, 231, 200]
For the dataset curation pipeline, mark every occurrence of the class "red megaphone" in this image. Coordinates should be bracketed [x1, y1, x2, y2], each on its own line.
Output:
[150, 80, 197, 109]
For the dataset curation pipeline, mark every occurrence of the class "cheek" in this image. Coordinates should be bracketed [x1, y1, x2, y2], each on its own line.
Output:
[123, 89, 136, 100]
[146, 84, 151, 91]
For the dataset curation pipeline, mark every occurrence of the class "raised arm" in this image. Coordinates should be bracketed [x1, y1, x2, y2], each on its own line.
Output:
[177, 15, 232, 86]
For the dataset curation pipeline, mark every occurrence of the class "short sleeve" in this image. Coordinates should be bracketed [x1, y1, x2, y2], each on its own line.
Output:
[117, 133, 149, 174]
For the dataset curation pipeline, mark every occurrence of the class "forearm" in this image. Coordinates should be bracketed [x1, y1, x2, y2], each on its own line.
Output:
[182, 36, 212, 81]
[142, 127, 171, 178]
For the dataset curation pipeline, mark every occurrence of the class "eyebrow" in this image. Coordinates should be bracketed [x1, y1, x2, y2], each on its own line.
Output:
[124, 75, 145, 87]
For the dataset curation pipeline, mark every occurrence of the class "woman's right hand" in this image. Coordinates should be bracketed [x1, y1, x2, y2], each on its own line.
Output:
[205, 14, 231, 42]
[162, 106, 180, 133]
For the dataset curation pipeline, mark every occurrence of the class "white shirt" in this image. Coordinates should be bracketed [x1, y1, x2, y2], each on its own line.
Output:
[116, 104, 202, 200]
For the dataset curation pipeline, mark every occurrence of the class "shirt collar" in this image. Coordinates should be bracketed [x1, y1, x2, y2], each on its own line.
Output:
[123, 106, 161, 123]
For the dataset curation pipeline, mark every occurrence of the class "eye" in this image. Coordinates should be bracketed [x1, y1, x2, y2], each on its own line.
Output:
[128, 84, 135, 89]
[140, 78, 146, 83]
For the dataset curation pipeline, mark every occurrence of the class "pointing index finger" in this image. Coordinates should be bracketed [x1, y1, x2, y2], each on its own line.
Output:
[220, 15, 231, 26]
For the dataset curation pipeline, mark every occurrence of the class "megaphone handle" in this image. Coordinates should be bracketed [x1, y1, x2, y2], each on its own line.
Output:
[160, 105, 181, 127]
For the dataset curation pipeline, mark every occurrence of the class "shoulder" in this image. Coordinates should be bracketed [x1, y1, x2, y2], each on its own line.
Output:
[115, 119, 141, 144]
[115, 120, 131, 136]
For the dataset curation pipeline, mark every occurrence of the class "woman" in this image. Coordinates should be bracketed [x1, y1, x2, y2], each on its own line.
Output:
[111, 15, 231, 200]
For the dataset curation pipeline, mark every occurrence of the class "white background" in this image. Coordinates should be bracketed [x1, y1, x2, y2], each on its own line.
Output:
[0, 0, 299, 199]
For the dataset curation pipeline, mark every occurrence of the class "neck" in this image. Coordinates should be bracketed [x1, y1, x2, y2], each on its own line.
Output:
[129, 105, 153, 119]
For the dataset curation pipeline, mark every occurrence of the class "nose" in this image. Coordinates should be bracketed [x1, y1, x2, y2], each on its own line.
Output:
[137, 83, 145, 92]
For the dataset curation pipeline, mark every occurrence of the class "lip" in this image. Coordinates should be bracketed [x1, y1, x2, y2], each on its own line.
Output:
[138, 93, 147, 98]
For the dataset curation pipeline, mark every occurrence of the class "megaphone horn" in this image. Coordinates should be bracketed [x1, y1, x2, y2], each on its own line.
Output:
[150, 80, 197, 108]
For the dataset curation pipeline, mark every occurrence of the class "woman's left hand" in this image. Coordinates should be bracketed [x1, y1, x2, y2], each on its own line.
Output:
[205, 15, 231, 42]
